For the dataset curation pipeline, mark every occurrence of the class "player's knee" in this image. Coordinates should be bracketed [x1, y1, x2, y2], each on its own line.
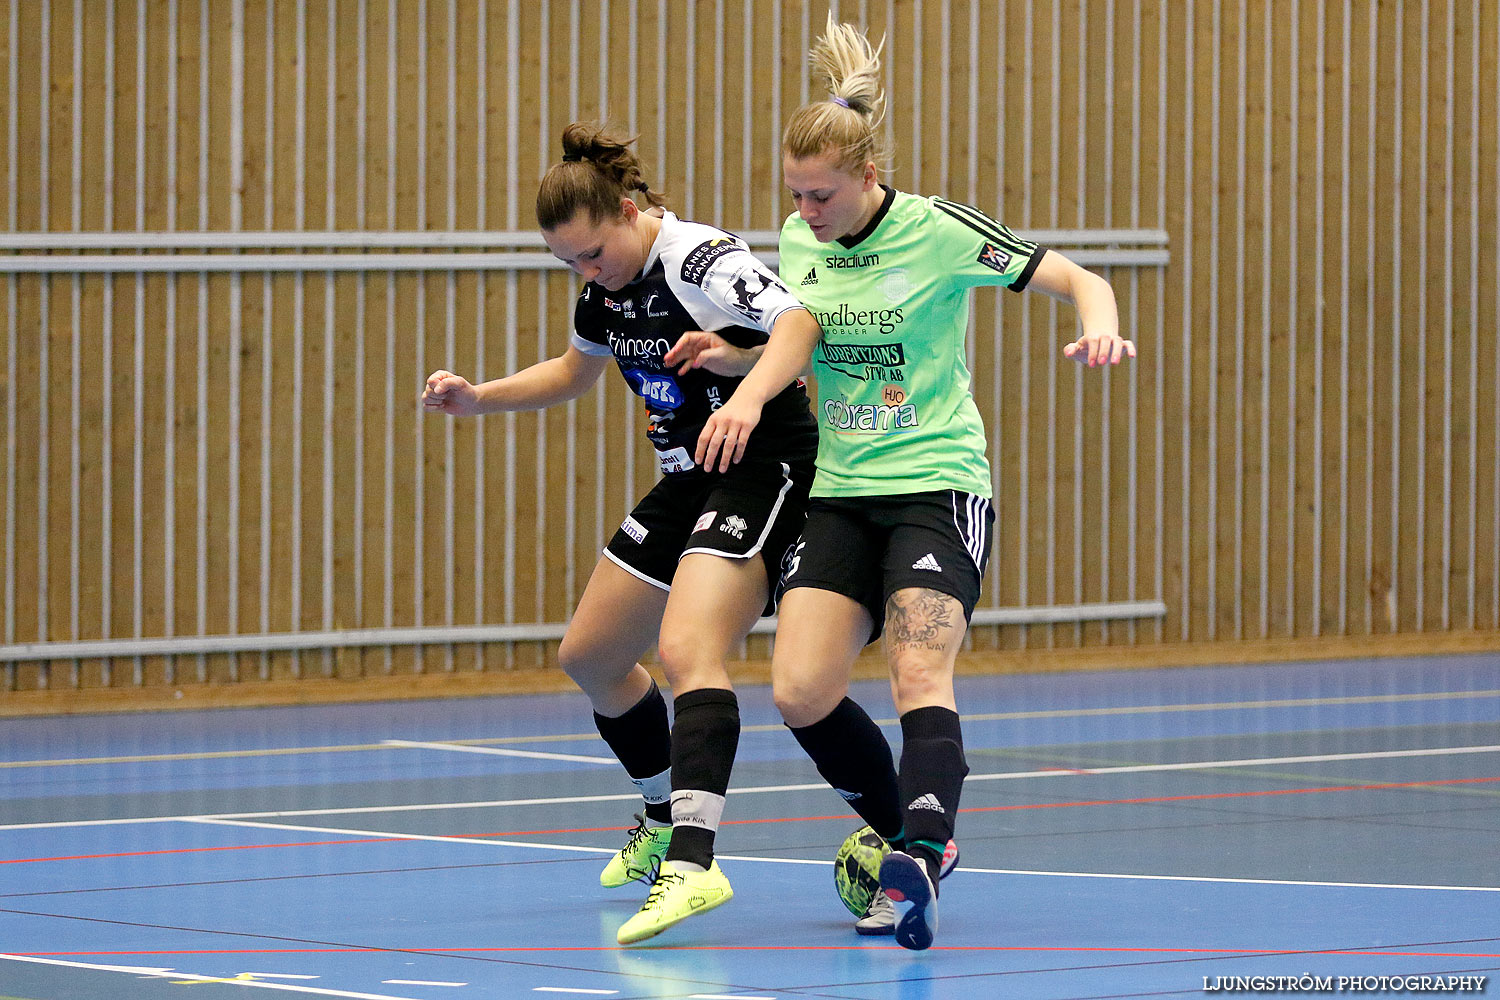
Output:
[772, 675, 838, 728]
[655, 627, 722, 686]
[557, 634, 623, 689]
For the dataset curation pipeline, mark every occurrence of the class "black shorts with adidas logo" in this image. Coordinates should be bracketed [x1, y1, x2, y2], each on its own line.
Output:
[780, 489, 995, 643]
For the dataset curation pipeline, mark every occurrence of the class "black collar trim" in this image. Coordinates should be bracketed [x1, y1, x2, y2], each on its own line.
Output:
[837, 185, 896, 249]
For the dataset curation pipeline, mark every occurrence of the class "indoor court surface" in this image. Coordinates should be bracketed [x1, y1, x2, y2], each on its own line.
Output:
[2, 654, 1497, 999]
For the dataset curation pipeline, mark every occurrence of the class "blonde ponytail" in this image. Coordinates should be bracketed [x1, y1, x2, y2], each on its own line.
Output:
[782, 15, 891, 174]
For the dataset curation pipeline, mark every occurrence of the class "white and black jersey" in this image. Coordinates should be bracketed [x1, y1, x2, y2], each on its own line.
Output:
[570, 213, 818, 476]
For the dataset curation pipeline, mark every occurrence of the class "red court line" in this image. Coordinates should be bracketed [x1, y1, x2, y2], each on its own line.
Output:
[5, 775, 1495, 867]
[18, 945, 1500, 958]
[0, 837, 401, 865]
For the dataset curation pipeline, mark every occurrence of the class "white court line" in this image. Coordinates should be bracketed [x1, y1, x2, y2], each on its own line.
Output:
[185, 817, 1500, 894]
[6, 688, 1496, 771]
[949, 865, 1500, 893]
[532, 990, 618, 996]
[3, 744, 1497, 833]
[0, 954, 425, 999]
[384, 980, 467, 988]
[382, 738, 616, 765]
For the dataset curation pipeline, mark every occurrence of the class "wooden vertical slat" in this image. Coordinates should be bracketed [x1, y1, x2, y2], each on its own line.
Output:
[1395, 0, 1425, 634]
[1342, 0, 1371, 638]
[1366, 0, 1398, 633]
[1476, 0, 1499, 630]
[202, 9, 236, 684]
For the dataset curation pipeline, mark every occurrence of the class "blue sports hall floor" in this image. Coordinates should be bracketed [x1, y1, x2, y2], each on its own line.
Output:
[2, 653, 1497, 999]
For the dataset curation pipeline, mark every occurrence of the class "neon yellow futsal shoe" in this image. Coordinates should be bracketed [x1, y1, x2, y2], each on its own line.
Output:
[615, 860, 733, 944]
[600, 814, 673, 888]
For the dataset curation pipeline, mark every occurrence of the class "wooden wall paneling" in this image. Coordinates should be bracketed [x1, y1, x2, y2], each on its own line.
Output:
[538, 271, 571, 669]
[1053, 0, 1084, 649]
[1258, 0, 1289, 641]
[747, 0, 777, 235]
[237, 270, 268, 680]
[387, 0, 423, 675]
[330, 267, 365, 679]
[1287, 0, 1318, 639]
[359, 2, 391, 677]
[1317, 0, 1346, 637]
[11, 273, 41, 689]
[1438, 0, 1468, 631]
[203, 9, 238, 683]
[1104, 0, 1136, 648]
[1088, 2, 1122, 649]
[1366, 0, 1397, 634]
[1412, 1, 1440, 633]
[1395, 0, 1426, 634]
[300, 2, 332, 679]
[106, 269, 136, 685]
[359, 268, 393, 676]
[1423, 0, 1457, 633]
[1156, 0, 1186, 644]
[1475, 0, 1499, 630]
[136, 0, 172, 684]
[1342, 0, 1372, 637]
[1209, 0, 1238, 642]
[71, 8, 107, 687]
[1187, 0, 1215, 644]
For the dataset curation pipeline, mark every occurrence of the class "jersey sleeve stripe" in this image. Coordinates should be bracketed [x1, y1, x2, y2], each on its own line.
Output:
[1006, 246, 1046, 294]
[933, 198, 1037, 256]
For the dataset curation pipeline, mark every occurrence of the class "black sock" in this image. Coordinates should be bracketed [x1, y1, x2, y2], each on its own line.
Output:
[897, 706, 968, 890]
[593, 681, 673, 824]
[664, 688, 740, 868]
[789, 697, 904, 847]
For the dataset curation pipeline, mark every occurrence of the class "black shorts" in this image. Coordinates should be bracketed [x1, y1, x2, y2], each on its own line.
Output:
[781, 490, 995, 642]
[604, 458, 814, 616]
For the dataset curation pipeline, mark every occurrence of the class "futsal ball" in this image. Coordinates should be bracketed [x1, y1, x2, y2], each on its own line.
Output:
[833, 825, 889, 916]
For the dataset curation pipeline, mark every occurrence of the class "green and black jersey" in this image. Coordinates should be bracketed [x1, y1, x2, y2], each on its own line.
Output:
[779, 186, 1046, 499]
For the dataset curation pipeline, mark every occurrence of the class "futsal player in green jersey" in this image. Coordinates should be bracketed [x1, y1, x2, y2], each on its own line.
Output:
[684, 17, 1135, 951]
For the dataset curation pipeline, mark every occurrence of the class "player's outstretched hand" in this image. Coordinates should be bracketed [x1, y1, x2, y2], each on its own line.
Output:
[1063, 331, 1136, 368]
[422, 370, 482, 416]
[696, 396, 762, 473]
[664, 330, 757, 377]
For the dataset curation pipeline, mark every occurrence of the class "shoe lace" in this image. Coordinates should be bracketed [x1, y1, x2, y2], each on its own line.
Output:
[622, 813, 653, 854]
[642, 868, 684, 911]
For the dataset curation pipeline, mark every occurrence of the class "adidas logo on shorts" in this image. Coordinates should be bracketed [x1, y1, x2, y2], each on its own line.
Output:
[911, 553, 942, 572]
[907, 793, 945, 813]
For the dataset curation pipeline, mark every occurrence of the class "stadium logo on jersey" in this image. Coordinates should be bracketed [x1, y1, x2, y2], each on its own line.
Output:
[977, 242, 1013, 274]
[720, 514, 747, 539]
[823, 396, 920, 432]
[819, 341, 907, 382]
[878, 268, 911, 302]
[824, 252, 879, 269]
[800, 267, 819, 286]
[681, 238, 743, 285]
